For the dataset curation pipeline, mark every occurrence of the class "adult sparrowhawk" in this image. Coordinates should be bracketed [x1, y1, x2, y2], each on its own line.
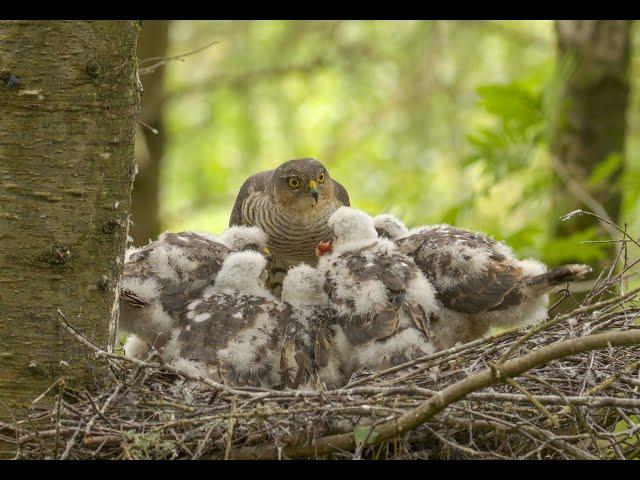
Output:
[229, 158, 350, 290]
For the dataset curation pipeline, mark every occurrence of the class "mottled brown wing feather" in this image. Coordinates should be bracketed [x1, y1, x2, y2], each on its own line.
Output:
[331, 178, 351, 206]
[341, 306, 402, 345]
[121, 233, 230, 312]
[122, 245, 153, 279]
[330, 248, 420, 345]
[229, 170, 273, 227]
[120, 245, 155, 307]
[397, 228, 525, 315]
[402, 300, 432, 341]
[438, 261, 524, 314]
[177, 295, 267, 364]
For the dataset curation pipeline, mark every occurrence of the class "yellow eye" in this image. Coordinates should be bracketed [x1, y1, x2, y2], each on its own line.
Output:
[318, 173, 325, 183]
[288, 178, 300, 188]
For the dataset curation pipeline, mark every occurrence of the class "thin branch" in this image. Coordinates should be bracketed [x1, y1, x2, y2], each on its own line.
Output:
[138, 39, 220, 76]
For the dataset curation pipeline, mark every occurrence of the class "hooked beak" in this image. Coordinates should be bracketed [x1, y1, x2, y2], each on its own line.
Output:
[308, 180, 318, 204]
[262, 246, 273, 262]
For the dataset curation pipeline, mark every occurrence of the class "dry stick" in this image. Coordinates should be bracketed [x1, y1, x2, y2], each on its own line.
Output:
[438, 414, 596, 460]
[581, 358, 640, 398]
[52, 379, 65, 459]
[465, 392, 640, 409]
[503, 377, 559, 428]
[0, 399, 21, 459]
[231, 330, 640, 459]
[595, 260, 640, 301]
[83, 391, 116, 429]
[561, 210, 640, 251]
[224, 398, 237, 460]
[345, 331, 516, 389]
[497, 286, 640, 363]
[59, 429, 82, 460]
[84, 384, 122, 436]
[192, 422, 221, 460]
[31, 378, 65, 406]
[423, 424, 488, 458]
[562, 209, 640, 300]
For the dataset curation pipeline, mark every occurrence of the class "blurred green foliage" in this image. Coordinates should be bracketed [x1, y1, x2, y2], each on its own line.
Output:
[157, 20, 640, 268]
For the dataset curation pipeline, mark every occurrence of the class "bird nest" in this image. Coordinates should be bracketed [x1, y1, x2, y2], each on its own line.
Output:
[4, 253, 640, 460]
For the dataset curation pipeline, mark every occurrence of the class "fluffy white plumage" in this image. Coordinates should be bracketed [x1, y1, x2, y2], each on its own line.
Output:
[123, 334, 152, 360]
[207, 250, 272, 298]
[118, 206, 589, 392]
[163, 251, 285, 388]
[327, 206, 379, 253]
[373, 213, 410, 241]
[119, 226, 270, 353]
[216, 225, 269, 251]
[279, 264, 352, 389]
[281, 263, 326, 308]
[318, 207, 439, 372]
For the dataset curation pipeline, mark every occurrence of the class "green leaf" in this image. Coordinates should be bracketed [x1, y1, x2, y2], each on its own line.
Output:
[476, 83, 543, 130]
[354, 425, 379, 446]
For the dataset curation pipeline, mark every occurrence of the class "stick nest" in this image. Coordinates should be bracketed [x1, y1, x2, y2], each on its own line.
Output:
[3, 243, 640, 460]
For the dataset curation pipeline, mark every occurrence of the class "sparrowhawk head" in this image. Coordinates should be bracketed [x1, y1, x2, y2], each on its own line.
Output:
[269, 157, 333, 210]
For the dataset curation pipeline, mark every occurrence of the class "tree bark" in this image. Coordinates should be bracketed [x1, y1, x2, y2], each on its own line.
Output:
[551, 21, 632, 255]
[0, 20, 141, 428]
[130, 20, 170, 244]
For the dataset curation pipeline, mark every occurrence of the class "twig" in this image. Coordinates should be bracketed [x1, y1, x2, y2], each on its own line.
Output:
[232, 330, 640, 459]
[138, 40, 220, 76]
[53, 379, 65, 459]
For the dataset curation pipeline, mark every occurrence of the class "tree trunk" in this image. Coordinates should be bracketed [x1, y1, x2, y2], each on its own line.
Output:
[130, 20, 171, 244]
[551, 20, 632, 258]
[0, 20, 141, 430]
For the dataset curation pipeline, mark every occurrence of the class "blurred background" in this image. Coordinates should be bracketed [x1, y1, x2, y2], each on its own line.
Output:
[132, 20, 640, 278]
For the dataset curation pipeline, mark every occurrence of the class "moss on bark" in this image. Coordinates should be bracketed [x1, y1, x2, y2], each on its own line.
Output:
[0, 21, 141, 437]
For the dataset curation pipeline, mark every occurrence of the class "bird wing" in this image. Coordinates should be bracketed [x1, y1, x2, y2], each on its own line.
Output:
[121, 233, 231, 313]
[398, 229, 525, 315]
[278, 305, 311, 388]
[177, 294, 268, 365]
[331, 249, 420, 345]
[157, 233, 231, 313]
[229, 169, 273, 227]
[437, 261, 524, 314]
[120, 243, 157, 307]
[122, 243, 154, 280]
[331, 178, 351, 206]
[341, 309, 400, 345]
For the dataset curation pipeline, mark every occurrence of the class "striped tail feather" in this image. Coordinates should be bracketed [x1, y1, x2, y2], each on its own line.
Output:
[120, 288, 151, 308]
[526, 264, 592, 291]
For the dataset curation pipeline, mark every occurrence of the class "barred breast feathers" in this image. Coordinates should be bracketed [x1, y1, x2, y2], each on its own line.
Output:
[243, 191, 339, 262]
